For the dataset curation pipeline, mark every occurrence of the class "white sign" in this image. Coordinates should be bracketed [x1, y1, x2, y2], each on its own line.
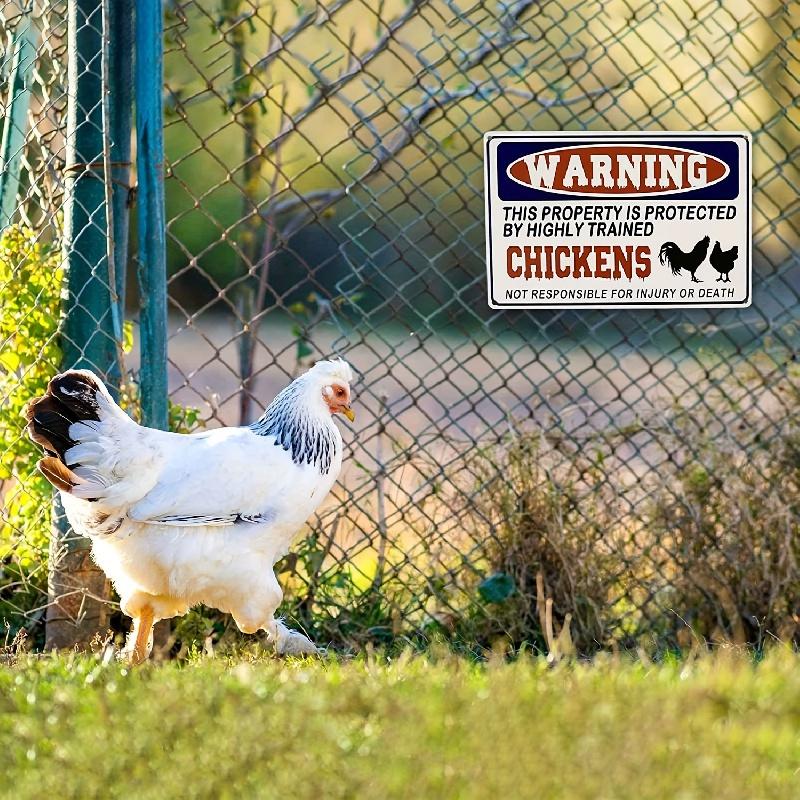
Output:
[484, 131, 751, 309]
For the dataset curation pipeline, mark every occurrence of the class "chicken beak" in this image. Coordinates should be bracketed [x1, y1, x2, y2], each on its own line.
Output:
[341, 405, 355, 422]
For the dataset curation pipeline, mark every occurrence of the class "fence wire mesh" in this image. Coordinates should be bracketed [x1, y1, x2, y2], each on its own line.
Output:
[1, 0, 65, 635]
[1, 0, 798, 654]
[0, 0, 127, 646]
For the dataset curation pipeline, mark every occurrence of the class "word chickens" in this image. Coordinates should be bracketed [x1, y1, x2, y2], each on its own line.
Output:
[506, 244, 652, 281]
[26, 359, 355, 664]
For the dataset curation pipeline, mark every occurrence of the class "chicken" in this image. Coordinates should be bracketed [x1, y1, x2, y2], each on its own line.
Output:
[709, 240, 738, 283]
[25, 359, 355, 663]
[658, 236, 710, 283]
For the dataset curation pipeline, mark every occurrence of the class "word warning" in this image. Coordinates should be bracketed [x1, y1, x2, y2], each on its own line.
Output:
[484, 132, 751, 309]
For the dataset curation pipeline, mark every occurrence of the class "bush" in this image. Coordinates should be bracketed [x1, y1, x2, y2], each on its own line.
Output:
[643, 381, 800, 648]
[0, 227, 62, 631]
[434, 357, 800, 655]
[446, 432, 623, 654]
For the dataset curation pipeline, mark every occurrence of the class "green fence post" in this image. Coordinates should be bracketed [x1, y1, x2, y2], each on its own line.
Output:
[46, 0, 130, 650]
[0, 17, 37, 229]
[109, 0, 134, 328]
[136, 0, 168, 431]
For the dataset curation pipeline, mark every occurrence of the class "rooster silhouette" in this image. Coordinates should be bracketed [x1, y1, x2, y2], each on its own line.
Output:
[658, 236, 710, 283]
[709, 241, 738, 283]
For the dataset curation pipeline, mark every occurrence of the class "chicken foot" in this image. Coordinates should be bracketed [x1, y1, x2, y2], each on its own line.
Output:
[268, 619, 319, 656]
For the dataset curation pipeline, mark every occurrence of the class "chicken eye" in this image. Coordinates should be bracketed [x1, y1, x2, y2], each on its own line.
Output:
[335, 387, 345, 397]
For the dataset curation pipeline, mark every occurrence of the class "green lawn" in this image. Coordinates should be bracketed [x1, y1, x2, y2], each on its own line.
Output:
[1, 649, 798, 799]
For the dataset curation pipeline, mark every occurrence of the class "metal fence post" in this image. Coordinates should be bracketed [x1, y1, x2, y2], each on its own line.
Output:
[109, 0, 133, 325]
[47, 0, 129, 649]
[0, 15, 37, 229]
[135, 0, 168, 431]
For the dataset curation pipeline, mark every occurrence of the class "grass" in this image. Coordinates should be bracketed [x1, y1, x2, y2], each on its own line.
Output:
[0, 648, 798, 799]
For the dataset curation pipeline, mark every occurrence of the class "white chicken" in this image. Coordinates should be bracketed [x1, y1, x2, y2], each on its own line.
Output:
[26, 358, 355, 663]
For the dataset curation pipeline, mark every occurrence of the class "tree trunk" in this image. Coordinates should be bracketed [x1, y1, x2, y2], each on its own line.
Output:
[45, 499, 109, 650]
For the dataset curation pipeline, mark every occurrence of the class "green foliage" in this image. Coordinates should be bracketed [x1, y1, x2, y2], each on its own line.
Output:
[0, 226, 201, 636]
[0, 226, 62, 560]
[0, 649, 798, 799]
[118, 375, 201, 435]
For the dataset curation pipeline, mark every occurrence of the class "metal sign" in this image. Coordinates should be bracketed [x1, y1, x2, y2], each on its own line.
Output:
[484, 131, 751, 309]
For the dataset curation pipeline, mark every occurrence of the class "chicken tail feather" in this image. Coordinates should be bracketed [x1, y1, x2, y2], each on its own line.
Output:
[658, 242, 682, 276]
[25, 370, 110, 496]
[38, 456, 84, 493]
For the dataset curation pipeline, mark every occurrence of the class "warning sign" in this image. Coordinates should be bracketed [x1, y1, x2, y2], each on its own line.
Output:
[484, 132, 751, 309]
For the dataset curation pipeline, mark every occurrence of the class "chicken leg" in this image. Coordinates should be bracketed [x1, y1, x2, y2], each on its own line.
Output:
[128, 605, 155, 665]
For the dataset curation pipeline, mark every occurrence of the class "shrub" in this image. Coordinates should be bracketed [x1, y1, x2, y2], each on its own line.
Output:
[441, 430, 628, 654]
[432, 356, 800, 655]
[0, 227, 62, 631]
[642, 373, 800, 648]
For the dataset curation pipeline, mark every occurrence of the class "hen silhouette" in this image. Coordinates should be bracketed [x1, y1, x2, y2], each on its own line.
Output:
[709, 241, 738, 283]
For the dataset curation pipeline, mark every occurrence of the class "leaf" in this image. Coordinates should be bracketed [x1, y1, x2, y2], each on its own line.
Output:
[123, 320, 134, 354]
[0, 350, 20, 372]
[296, 338, 313, 360]
[478, 572, 515, 604]
[305, 548, 325, 575]
[332, 572, 350, 589]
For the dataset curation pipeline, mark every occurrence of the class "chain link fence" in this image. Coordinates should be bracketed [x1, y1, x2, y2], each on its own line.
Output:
[0, 0, 130, 646]
[1, 0, 798, 654]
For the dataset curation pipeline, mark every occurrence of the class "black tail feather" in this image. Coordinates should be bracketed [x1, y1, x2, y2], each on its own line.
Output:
[25, 370, 103, 464]
[658, 242, 682, 276]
